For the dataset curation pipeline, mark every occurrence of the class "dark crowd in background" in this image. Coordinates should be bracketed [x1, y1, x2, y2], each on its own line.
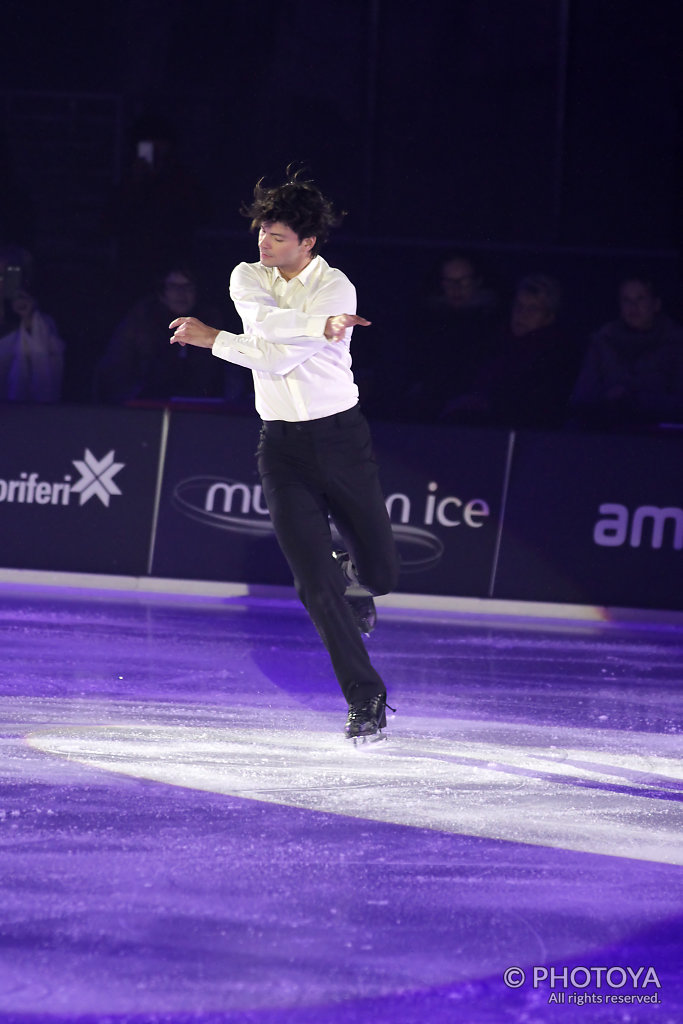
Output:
[2, 177, 682, 434]
[2, 0, 683, 434]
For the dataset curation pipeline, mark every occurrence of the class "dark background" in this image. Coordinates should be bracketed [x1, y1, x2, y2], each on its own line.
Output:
[3, 0, 683, 403]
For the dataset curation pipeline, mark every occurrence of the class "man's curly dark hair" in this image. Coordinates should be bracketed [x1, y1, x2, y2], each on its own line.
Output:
[241, 165, 344, 256]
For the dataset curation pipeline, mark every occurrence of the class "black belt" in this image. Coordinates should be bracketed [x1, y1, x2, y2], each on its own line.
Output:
[262, 403, 361, 434]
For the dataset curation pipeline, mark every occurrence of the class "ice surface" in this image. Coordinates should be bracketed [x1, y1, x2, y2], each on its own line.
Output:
[0, 580, 681, 1023]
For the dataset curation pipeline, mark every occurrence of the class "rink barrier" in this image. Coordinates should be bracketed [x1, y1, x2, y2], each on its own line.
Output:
[0, 404, 681, 611]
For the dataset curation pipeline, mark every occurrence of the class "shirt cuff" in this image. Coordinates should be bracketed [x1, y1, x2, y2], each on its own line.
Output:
[212, 330, 237, 355]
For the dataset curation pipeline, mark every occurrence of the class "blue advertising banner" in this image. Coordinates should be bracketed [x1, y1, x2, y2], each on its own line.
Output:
[0, 405, 164, 575]
[492, 430, 683, 609]
[371, 422, 511, 596]
[153, 412, 511, 597]
[4, 403, 682, 612]
[151, 411, 286, 584]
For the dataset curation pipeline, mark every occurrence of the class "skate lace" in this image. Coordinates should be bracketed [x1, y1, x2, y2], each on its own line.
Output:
[348, 696, 396, 720]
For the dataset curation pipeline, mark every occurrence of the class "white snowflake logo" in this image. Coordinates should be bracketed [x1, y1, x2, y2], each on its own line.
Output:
[70, 449, 125, 507]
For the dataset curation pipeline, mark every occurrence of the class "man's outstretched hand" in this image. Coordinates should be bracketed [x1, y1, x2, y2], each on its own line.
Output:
[324, 314, 371, 342]
[169, 316, 219, 348]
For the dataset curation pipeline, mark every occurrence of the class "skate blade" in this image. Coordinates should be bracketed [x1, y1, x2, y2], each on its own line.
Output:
[351, 730, 387, 748]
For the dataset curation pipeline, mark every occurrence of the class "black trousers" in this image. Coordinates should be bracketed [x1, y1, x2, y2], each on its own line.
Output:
[257, 404, 399, 704]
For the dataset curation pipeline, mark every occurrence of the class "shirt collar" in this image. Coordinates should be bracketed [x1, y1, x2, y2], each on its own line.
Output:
[273, 255, 321, 290]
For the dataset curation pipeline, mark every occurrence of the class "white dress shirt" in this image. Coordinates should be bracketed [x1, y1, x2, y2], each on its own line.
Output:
[211, 255, 360, 421]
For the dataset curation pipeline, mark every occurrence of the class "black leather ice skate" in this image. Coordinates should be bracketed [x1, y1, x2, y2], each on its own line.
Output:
[333, 550, 377, 636]
[344, 693, 395, 742]
[344, 593, 377, 636]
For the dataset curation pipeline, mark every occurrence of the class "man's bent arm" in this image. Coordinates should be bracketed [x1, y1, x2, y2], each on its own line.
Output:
[170, 313, 370, 375]
[169, 317, 328, 375]
[229, 262, 357, 345]
[212, 328, 329, 375]
[170, 263, 369, 374]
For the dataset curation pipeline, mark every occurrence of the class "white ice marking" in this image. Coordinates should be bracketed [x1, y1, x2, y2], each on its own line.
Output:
[26, 710, 683, 866]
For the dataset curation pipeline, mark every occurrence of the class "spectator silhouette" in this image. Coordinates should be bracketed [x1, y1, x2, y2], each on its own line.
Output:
[569, 275, 683, 429]
[94, 264, 244, 405]
[103, 114, 210, 309]
[442, 273, 578, 429]
[404, 251, 502, 422]
[0, 246, 65, 403]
